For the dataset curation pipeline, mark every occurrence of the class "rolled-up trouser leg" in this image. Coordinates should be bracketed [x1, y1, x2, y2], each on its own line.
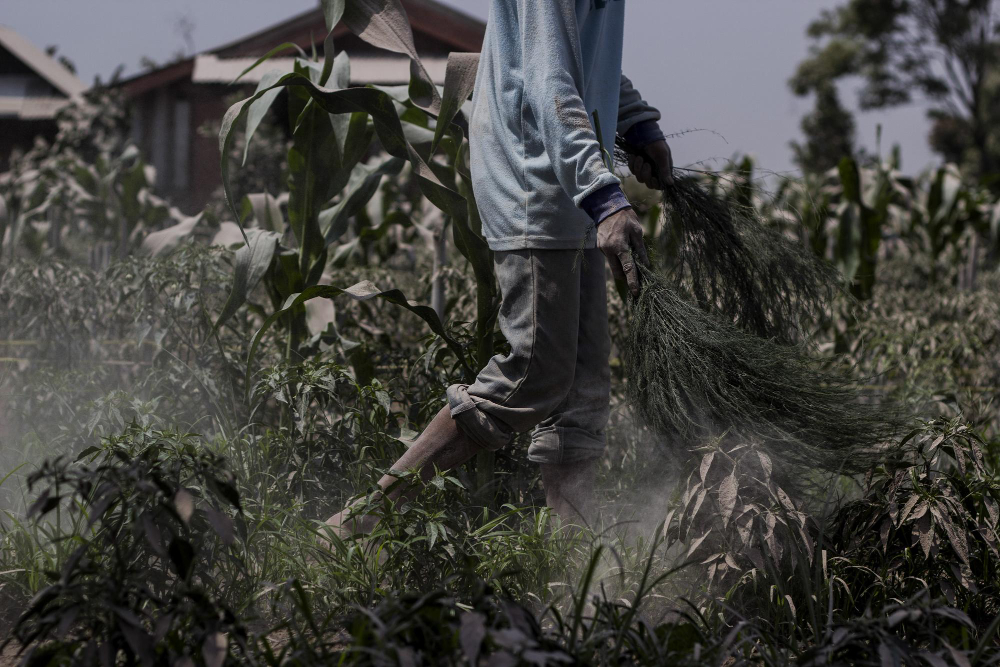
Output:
[446, 248, 610, 463]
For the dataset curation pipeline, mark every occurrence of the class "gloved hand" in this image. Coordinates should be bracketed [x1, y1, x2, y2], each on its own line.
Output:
[598, 207, 650, 297]
[628, 139, 674, 189]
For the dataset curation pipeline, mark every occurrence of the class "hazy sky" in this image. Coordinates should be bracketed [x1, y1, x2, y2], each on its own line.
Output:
[5, 0, 938, 177]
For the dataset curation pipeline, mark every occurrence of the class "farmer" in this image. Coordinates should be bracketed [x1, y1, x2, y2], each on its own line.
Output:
[327, 0, 672, 535]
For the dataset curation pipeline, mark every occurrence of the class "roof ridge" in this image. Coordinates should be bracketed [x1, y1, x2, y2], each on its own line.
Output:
[0, 24, 87, 97]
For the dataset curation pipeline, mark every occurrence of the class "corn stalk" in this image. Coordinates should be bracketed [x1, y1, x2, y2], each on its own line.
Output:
[217, 1, 500, 496]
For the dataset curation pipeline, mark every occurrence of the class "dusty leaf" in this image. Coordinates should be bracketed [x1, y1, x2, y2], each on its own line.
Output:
[202, 632, 228, 667]
[718, 473, 738, 527]
[915, 511, 933, 559]
[690, 488, 708, 521]
[931, 506, 970, 568]
[686, 530, 711, 558]
[459, 612, 486, 665]
[205, 507, 234, 545]
[898, 493, 920, 526]
[736, 512, 753, 546]
[776, 487, 796, 513]
[757, 451, 772, 482]
[699, 452, 715, 483]
[174, 489, 194, 525]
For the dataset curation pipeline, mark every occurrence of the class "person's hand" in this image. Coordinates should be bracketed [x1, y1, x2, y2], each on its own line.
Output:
[597, 207, 650, 297]
[628, 139, 674, 189]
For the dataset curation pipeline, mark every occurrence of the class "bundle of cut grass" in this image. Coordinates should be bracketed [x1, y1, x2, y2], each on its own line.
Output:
[616, 138, 841, 342]
[623, 265, 900, 476]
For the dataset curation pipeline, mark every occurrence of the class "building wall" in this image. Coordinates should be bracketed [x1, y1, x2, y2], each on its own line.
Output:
[130, 81, 242, 213]
[0, 44, 63, 170]
[0, 119, 57, 171]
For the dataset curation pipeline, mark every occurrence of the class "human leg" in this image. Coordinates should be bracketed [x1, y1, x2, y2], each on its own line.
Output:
[324, 405, 479, 536]
[325, 249, 585, 540]
[528, 248, 612, 527]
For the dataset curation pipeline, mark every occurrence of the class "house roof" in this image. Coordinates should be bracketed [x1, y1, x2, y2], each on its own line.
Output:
[0, 24, 86, 99]
[191, 54, 449, 86]
[119, 0, 484, 97]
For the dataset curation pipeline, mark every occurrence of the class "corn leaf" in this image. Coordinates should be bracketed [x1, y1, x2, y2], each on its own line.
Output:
[320, 156, 405, 244]
[342, 0, 441, 112]
[214, 229, 280, 331]
[432, 53, 479, 151]
[220, 75, 466, 240]
[246, 282, 471, 393]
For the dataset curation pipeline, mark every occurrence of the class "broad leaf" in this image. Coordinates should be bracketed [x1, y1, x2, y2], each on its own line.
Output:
[243, 192, 283, 232]
[320, 155, 405, 243]
[432, 53, 479, 151]
[342, 0, 441, 111]
[287, 98, 338, 275]
[214, 229, 280, 330]
[246, 282, 471, 393]
[220, 75, 467, 238]
[140, 215, 202, 257]
[232, 42, 307, 83]
[243, 70, 286, 166]
[321, 0, 346, 32]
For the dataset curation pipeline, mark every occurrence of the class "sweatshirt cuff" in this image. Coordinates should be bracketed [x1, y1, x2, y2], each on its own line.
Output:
[623, 120, 665, 148]
[581, 184, 632, 225]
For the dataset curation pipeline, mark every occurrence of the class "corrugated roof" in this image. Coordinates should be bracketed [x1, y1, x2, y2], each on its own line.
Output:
[191, 54, 448, 85]
[0, 24, 86, 98]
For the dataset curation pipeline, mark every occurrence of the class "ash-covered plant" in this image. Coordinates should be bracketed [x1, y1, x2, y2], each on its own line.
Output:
[3, 423, 250, 666]
[658, 424, 1000, 662]
[832, 418, 1000, 625]
[260, 578, 576, 666]
[623, 266, 901, 477]
[616, 139, 842, 342]
[660, 441, 818, 593]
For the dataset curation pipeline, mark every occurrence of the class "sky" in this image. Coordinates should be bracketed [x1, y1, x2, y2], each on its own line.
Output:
[4, 0, 938, 178]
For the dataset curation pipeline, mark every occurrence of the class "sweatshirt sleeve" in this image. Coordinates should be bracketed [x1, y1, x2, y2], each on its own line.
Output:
[519, 0, 621, 210]
[618, 74, 664, 147]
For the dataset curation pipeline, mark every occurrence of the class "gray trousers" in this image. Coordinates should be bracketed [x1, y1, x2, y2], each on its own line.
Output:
[447, 248, 611, 464]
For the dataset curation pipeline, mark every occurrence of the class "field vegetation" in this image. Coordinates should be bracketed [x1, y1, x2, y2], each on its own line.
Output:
[1, 2, 999, 665]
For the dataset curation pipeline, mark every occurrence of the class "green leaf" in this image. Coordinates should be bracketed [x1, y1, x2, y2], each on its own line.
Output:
[331, 110, 373, 195]
[342, 0, 441, 112]
[432, 53, 479, 151]
[320, 155, 405, 243]
[243, 192, 284, 232]
[287, 100, 338, 275]
[321, 0, 346, 32]
[232, 42, 307, 83]
[837, 156, 861, 204]
[214, 229, 279, 331]
[242, 70, 286, 167]
[246, 282, 472, 394]
[219, 75, 466, 242]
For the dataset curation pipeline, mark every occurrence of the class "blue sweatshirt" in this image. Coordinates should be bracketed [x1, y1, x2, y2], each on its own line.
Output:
[469, 0, 663, 251]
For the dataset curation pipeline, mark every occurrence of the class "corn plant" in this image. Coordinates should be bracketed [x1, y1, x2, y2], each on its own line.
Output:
[218, 0, 501, 493]
[0, 90, 178, 263]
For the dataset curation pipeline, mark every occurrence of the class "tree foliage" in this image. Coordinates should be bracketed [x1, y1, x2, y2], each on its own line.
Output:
[791, 0, 1000, 179]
